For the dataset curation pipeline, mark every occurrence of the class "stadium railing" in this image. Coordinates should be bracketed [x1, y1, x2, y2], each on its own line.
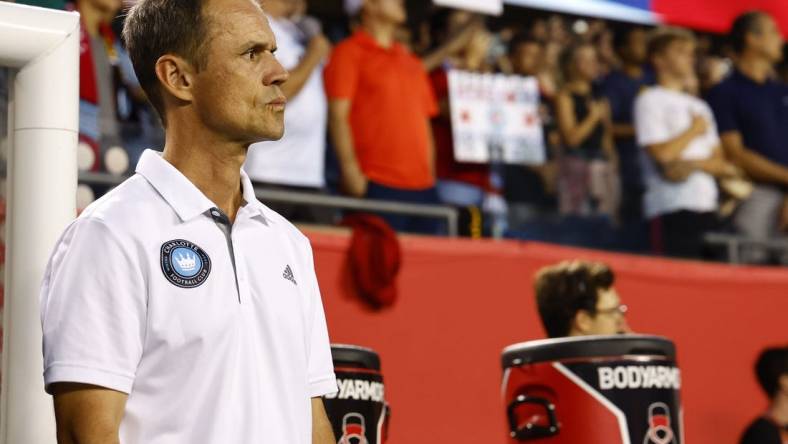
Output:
[78, 171, 461, 237]
[704, 232, 788, 265]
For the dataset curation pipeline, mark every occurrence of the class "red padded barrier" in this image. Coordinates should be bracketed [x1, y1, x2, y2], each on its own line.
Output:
[306, 230, 788, 444]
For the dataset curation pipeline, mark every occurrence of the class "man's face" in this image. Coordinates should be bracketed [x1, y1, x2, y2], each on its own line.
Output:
[573, 46, 600, 82]
[581, 288, 631, 336]
[512, 42, 543, 77]
[750, 15, 784, 63]
[366, 0, 406, 26]
[658, 40, 696, 82]
[191, 0, 289, 145]
[624, 29, 647, 65]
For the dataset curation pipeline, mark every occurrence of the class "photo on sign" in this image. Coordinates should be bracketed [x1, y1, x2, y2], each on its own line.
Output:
[448, 70, 546, 166]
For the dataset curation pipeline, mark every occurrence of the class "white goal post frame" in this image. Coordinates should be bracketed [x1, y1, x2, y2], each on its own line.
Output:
[0, 3, 80, 444]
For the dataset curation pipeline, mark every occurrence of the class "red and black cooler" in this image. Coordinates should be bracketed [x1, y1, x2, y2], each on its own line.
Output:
[324, 344, 389, 444]
[502, 335, 683, 444]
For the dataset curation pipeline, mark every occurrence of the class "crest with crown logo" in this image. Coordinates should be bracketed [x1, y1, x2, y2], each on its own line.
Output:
[161, 239, 211, 288]
[175, 252, 198, 273]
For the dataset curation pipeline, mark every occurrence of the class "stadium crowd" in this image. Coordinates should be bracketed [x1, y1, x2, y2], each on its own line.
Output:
[2, 0, 788, 264]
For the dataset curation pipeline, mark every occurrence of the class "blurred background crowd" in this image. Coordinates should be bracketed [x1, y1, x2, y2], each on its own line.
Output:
[2, 0, 788, 266]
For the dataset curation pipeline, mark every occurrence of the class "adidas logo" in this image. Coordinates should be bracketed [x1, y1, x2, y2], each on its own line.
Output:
[175, 251, 198, 272]
[283, 265, 297, 286]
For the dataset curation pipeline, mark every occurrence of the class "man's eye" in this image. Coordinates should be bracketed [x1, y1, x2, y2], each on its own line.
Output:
[245, 50, 258, 61]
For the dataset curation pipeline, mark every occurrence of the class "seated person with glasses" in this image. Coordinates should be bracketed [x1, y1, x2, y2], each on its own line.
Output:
[534, 260, 631, 337]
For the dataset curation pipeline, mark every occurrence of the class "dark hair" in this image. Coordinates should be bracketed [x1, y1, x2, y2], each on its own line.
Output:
[508, 32, 542, 57]
[754, 346, 788, 399]
[730, 11, 768, 54]
[534, 261, 615, 338]
[612, 24, 646, 53]
[647, 27, 694, 61]
[122, 0, 212, 123]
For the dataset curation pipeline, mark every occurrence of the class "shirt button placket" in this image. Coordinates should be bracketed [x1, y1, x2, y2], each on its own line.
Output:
[231, 235, 249, 303]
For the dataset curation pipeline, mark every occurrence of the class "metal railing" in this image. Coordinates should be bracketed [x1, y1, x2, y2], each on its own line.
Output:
[78, 172, 460, 237]
[704, 233, 788, 265]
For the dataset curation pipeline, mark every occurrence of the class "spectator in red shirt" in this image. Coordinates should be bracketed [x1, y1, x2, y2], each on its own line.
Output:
[324, 0, 440, 234]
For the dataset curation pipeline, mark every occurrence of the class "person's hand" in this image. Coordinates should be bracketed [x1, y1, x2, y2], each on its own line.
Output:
[342, 165, 368, 198]
[663, 161, 697, 182]
[445, 17, 485, 55]
[608, 155, 620, 173]
[306, 34, 332, 61]
[466, 28, 493, 62]
[714, 160, 742, 179]
[780, 198, 788, 232]
[700, 157, 742, 179]
[688, 114, 710, 137]
[588, 100, 609, 123]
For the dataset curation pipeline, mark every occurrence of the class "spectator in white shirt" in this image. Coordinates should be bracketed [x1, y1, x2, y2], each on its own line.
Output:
[634, 28, 739, 258]
[245, 0, 333, 221]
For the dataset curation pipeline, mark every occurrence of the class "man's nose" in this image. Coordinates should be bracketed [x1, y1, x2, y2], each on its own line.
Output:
[263, 58, 289, 86]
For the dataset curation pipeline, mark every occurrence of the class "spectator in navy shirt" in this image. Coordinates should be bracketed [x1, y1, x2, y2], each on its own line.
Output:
[739, 346, 788, 444]
[707, 11, 788, 258]
[602, 25, 654, 250]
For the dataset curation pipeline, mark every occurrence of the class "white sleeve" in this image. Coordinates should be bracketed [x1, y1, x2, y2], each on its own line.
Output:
[40, 217, 147, 395]
[634, 92, 669, 147]
[301, 239, 338, 398]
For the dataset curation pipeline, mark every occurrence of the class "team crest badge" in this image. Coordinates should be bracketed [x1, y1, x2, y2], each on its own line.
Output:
[160, 239, 211, 288]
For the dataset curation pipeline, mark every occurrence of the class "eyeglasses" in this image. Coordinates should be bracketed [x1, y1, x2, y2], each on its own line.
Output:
[595, 304, 628, 317]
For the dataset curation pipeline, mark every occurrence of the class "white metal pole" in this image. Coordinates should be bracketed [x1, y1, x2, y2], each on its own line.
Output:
[0, 4, 80, 444]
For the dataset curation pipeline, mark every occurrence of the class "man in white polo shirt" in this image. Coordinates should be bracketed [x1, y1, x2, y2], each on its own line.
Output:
[634, 28, 739, 258]
[39, 0, 337, 443]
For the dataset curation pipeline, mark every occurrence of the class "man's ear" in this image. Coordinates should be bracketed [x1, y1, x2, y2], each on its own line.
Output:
[154, 54, 197, 104]
[779, 374, 788, 394]
[572, 310, 594, 335]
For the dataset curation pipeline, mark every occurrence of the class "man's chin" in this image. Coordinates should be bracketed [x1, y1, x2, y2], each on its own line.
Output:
[250, 128, 285, 144]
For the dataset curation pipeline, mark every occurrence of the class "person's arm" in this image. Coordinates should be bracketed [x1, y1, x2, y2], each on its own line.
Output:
[311, 397, 335, 444]
[662, 146, 738, 182]
[421, 19, 482, 72]
[696, 145, 740, 179]
[328, 99, 367, 197]
[719, 131, 788, 186]
[426, 119, 436, 178]
[705, 85, 788, 185]
[612, 123, 636, 139]
[601, 101, 618, 168]
[602, 81, 636, 139]
[780, 197, 788, 232]
[555, 92, 603, 149]
[646, 114, 708, 165]
[52, 383, 127, 444]
[280, 35, 332, 100]
[41, 218, 146, 444]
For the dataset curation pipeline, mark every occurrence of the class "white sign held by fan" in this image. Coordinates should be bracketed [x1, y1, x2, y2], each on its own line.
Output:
[433, 0, 503, 15]
[448, 70, 546, 165]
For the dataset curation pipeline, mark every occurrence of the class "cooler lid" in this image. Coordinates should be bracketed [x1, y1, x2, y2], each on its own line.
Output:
[331, 344, 381, 370]
[501, 335, 676, 369]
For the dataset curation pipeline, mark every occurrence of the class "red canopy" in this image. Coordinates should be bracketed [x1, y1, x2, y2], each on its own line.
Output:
[654, 0, 788, 37]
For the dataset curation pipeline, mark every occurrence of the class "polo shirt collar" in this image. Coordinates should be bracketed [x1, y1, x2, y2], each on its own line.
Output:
[732, 68, 773, 86]
[353, 29, 405, 54]
[239, 167, 272, 224]
[135, 149, 271, 225]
